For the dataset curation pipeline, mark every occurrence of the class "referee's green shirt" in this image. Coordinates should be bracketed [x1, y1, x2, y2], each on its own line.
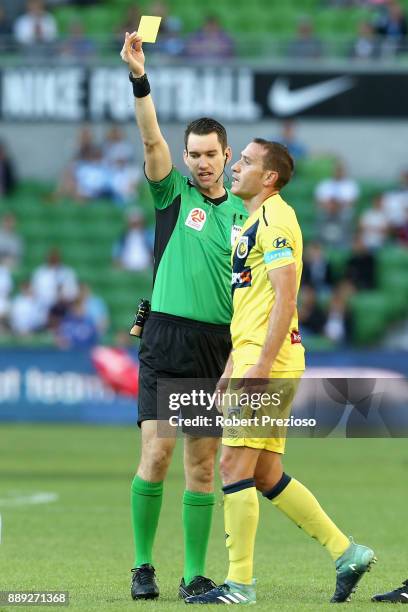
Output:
[147, 167, 248, 325]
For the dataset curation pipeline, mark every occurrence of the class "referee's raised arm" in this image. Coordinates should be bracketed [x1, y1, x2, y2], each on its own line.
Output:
[120, 31, 172, 182]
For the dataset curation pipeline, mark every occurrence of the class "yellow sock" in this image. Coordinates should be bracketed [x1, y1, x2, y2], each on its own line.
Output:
[264, 474, 349, 561]
[223, 479, 259, 585]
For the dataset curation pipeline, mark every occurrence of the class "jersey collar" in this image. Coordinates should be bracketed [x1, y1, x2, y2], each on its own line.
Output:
[263, 192, 285, 208]
[187, 178, 228, 206]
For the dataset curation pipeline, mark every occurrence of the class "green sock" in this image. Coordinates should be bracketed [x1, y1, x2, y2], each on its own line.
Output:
[183, 490, 216, 585]
[131, 475, 163, 568]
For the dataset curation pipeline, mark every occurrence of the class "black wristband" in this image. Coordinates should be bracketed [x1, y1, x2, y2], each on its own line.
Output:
[129, 72, 151, 98]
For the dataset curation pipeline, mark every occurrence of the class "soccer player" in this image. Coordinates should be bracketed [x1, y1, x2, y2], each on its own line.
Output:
[372, 579, 408, 603]
[186, 139, 375, 605]
[120, 32, 247, 601]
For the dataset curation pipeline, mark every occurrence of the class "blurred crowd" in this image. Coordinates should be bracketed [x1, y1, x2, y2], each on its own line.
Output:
[0, 0, 407, 60]
[0, 124, 153, 347]
[0, 206, 152, 347]
[1, 121, 408, 348]
[298, 160, 408, 344]
[54, 125, 142, 206]
[272, 120, 408, 346]
[289, 1, 407, 60]
[0, 240, 110, 348]
[0, 0, 235, 60]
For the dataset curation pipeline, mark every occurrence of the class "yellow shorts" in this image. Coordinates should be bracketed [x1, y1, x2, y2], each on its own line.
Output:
[221, 363, 304, 454]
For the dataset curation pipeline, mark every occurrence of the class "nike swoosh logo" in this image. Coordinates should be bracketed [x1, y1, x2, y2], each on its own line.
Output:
[268, 76, 355, 116]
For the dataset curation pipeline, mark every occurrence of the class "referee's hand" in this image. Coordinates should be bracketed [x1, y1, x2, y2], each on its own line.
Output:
[120, 32, 145, 78]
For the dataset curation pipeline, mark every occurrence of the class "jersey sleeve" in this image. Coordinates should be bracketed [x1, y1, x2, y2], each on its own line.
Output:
[145, 166, 185, 210]
[258, 222, 296, 272]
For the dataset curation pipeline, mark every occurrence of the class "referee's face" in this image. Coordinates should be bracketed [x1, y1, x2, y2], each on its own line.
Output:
[184, 132, 229, 194]
[231, 142, 267, 199]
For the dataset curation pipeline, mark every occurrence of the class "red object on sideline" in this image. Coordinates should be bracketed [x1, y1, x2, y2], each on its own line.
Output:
[91, 346, 139, 397]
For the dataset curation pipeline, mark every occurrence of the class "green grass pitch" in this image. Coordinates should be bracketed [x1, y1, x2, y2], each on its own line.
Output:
[1, 424, 407, 610]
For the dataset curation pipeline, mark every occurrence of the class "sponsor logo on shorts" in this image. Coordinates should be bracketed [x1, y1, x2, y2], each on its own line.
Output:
[264, 247, 293, 263]
[185, 208, 207, 231]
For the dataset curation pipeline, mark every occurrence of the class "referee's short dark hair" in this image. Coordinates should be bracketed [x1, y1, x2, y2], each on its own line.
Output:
[253, 138, 294, 190]
[184, 118, 228, 151]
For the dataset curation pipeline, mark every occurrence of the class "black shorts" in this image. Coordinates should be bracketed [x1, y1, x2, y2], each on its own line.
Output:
[137, 312, 231, 425]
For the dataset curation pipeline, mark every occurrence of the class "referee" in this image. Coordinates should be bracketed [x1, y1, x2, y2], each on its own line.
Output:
[120, 32, 247, 601]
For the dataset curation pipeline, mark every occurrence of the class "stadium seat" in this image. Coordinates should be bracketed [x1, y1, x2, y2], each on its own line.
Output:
[296, 156, 337, 181]
[302, 334, 335, 352]
[51, 6, 79, 34]
[78, 7, 122, 37]
[377, 248, 408, 318]
[0, 331, 54, 348]
[5, 173, 406, 342]
[350, 291, 394, 345]
[326, 248, 349, 281]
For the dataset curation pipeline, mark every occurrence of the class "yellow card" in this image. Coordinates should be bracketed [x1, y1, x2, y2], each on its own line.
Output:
[137, 15, 162, 43]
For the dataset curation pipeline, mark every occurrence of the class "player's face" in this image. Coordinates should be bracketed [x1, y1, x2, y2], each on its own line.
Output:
[231, 142, 269, 199]
[184, 133, 230, 192]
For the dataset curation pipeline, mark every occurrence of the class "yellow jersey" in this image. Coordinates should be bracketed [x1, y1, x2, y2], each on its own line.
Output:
[230, 193, 305, 371]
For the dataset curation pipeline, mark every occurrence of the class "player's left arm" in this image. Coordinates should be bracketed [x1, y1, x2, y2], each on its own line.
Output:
[243, 263, 297, 381]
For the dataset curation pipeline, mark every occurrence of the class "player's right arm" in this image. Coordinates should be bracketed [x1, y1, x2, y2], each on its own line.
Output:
[214, 352, 234, 411]
[120, 32, 172, 181]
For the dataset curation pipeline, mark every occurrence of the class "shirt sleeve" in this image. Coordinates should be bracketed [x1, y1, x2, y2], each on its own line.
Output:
[145, 166, 185, 210]
[258, 223, 296, 272]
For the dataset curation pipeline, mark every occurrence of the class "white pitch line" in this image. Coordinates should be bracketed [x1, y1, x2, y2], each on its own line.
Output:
[0, 492, 59, 507]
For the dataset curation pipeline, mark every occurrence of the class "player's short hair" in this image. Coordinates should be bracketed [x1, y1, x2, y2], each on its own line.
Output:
[184, 118, 228, 152]
[253, 138, 294, 190]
